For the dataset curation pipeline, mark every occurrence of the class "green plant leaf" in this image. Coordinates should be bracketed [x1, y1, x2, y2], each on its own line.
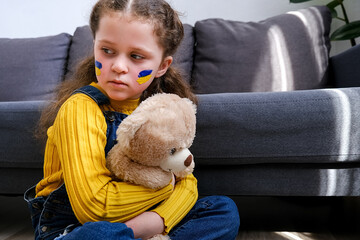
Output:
[326, 1, 341, 18]
[331, 20, 360, 40]
[289, 0, 314, 3]
[327, 0, 341, 9]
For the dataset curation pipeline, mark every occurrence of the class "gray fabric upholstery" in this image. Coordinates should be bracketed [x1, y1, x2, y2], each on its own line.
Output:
[66, 26, 94, 78]
[173, 24, 195, 84]
[0, 33, 71, 101]
[0, 168, 42, 195]
[0, 101, 46, 195]
[191, 87, 360, 165]
[192, 6, 332, 94]
[0, 101, 46, 168]
[195, 164, 360, 196]
[330, 44, 360, 87]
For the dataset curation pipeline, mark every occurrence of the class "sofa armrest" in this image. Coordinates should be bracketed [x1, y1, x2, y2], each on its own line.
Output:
[330, 45, 360, 88]
[0, 101, 47, 169]
[191, 88, 360, 165]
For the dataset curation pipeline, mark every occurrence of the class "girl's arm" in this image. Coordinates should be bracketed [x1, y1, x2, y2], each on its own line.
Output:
[125, 174, 198, 238]
[125, 211, 165, 239]
[124, 174, 175, 239]
[152, 174, 198, 233]
[53, 95, 173, 224]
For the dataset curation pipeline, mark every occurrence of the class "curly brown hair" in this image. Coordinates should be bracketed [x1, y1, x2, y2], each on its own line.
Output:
[36, 0, 197, 141]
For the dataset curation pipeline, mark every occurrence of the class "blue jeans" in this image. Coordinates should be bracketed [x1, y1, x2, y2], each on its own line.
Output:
[168, 195, 240, 240]
[25, 186, 240, 240]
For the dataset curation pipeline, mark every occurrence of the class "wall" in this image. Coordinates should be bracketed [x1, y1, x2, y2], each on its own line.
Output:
[0, 0, 359, 55]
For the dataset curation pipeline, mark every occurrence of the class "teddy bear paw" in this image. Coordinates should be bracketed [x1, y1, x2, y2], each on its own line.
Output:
[148, 234, 171, 240]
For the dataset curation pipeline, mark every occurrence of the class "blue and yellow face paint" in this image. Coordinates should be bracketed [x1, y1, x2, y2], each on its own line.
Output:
[137, 70, 153, 84]
[95, 60, 102, 76]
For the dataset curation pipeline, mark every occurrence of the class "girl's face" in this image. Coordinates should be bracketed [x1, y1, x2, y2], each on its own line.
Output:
[94, 12, 172, 101]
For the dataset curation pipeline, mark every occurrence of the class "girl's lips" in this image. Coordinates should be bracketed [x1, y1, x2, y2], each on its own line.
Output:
[110, 80, 128, 88]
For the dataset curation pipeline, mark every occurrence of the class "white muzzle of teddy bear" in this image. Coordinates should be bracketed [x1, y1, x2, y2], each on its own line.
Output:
[160, 148, 193, 173]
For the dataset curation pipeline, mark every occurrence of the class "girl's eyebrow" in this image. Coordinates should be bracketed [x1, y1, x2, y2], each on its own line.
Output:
[131, 47, 154, 55]
[98, 39, 116, 45]
[97, 39, 154, 55]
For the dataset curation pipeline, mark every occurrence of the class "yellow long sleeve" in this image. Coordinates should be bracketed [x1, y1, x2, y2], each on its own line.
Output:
[35, 86, 198, 232]
[153, 174, 198, 233]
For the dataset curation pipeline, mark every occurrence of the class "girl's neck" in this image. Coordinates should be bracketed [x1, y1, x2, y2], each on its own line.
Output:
[109, 98, 139, 115]
[91, 82, 139, 115]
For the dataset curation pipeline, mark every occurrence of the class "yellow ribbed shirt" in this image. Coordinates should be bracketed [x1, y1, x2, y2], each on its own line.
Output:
[35, 83, 198, 233]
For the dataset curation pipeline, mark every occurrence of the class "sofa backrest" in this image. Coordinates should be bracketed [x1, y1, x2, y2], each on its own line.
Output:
[67, 6, 332, 95]
[192, 6, 332, 94]
[0, 6, 332, 102]
[0, 33, 71, 101]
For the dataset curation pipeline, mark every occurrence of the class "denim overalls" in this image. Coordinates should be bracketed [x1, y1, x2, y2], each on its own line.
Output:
[24, 85, 131, 240]
[24, 85, 240, 240]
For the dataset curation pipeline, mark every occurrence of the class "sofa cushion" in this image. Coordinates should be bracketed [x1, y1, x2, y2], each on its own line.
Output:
[0, 33, 72, 101]
[330, 44, 360, 88]
[66, 24, 195, 83]
[0, 101, 46, 169]
[66, 25, 94, 78]
[173, 24, 195, 84]
[191, 87, 360, 166]
[192, 6, 332, 94]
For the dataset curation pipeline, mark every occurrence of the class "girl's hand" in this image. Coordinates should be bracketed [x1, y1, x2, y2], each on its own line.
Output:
[170, 173, 175, 189]
[124, 175, 175, 239]
[125, 211, 165, 239]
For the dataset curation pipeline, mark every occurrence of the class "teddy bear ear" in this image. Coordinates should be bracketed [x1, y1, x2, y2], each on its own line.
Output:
[180, 97, 197, 114]
[179, 97, 197, 139]
[116, 113, 148, 149]
[181, 98, 197, 120]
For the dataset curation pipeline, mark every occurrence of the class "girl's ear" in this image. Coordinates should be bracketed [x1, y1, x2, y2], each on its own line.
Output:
[155, 56, 173, 78]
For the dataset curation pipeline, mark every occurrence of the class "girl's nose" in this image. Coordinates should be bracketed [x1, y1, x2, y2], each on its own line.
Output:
[111, 56, 128, 74]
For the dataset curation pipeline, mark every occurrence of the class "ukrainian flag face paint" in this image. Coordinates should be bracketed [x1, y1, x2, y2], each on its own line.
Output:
[137, 70, 153, 85]
[95, 60, 102, 76]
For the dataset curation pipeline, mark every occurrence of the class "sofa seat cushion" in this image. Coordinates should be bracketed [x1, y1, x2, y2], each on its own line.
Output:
[191, 87, 360, 165]
[0, 33, 72, 101]
[195, 164, 360, 196]
[192, 6, 332, 94]
[0, 101, 47, 169]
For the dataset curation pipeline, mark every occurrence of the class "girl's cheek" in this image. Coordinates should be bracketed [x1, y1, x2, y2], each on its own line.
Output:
[95, 60, 103, 76]
[136, 69, 153, 85]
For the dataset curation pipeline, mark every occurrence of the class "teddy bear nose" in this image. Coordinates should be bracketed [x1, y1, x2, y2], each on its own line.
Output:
[184, 155, 193, 167]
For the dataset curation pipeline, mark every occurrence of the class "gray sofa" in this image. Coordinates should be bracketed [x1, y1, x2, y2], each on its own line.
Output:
[1, 6, 360, 197]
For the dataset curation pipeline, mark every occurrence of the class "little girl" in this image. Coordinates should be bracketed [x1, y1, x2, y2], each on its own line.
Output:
[25, 0, 240, 239]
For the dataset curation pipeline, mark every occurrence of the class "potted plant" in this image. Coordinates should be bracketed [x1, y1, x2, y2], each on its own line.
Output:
[290, 0, 360, 46]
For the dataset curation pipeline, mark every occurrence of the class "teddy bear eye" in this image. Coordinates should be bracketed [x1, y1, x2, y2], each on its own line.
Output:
[170, 148, 177, 155]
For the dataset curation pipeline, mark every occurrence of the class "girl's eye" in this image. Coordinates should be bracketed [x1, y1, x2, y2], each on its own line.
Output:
[170, 148, 177, 155]
[131, 54, 144, 60]
[102, 48, 114, 54]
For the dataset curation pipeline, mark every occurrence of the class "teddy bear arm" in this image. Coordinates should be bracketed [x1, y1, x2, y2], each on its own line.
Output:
[113, 158, 172, 189]
[129, 164, 173, 189]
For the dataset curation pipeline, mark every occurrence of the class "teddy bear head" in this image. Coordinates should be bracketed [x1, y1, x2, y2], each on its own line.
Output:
[116, 93, 196, 175]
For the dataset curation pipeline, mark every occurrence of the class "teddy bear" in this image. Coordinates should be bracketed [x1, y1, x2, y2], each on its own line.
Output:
[106, 93, 196, 240]
[106, 93, 197, 190]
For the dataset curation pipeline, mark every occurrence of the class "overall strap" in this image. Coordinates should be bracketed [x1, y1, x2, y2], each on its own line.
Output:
[72, 85, 110, 106]
[73, 85, 128, 156]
